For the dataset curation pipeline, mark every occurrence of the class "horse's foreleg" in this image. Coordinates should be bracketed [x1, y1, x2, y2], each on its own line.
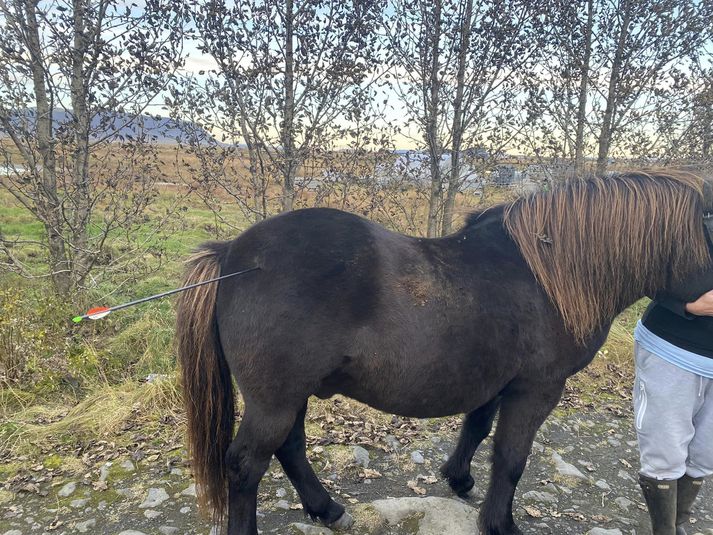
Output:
[479, 379, 565, 535]
[275, 403, 353, 529]
[226, 405, 296, 535]
[441, 396, 501, 497]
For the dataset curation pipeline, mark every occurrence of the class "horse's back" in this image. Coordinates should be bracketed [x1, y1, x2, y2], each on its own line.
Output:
[219, 208, 391, 322]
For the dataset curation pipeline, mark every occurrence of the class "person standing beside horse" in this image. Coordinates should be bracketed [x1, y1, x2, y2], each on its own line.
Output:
[634, 287, 713, 535]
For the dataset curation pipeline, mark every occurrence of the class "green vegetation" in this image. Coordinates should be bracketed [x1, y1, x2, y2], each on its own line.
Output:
[0, 186, 245, 456]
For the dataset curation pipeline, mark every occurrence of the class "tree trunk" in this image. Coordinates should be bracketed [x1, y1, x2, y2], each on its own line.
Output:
[702, 85, 712, 159]
[442, 0, 473, 236]
[574, 0, 593, 176]
[24, 0, 71, 294]
[281, 0, 296, 212]
[596, 0, 631, 177]
[425, 0, 443, 238]
[70, 0, 93, 287]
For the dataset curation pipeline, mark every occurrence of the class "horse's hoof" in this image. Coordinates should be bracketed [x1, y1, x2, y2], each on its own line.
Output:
[480, 521, 523, 535]
[327, 511, 354, 531]
[444, 473, 475, 498]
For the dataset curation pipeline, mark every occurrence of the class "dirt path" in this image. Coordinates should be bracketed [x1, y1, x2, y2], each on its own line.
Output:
[2, 406, 712, 535]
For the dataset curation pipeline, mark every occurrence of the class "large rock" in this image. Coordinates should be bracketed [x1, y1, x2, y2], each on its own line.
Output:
[370, 497, 479, 535]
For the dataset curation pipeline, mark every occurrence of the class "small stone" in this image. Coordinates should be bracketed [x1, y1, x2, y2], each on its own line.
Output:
[99, 462, 112, 482]
[276, 500, 291, 510]
[170, 468, 182, 476]
[276, 488, 287, 498]
[614, 496, 633, 512]
[180, 506, 191, 514]
[522, 490, 558, 504]
[75, 519, 96, 533]
[3, 530, 23, 535]
[352, 446, 370, 468]
[383, 435, 401, 451]
[159, 528, 179, 535]
[551, 452, 586, 480]
[146, 373, 168, 383]
[118, 532, 148, 535]
[120, 460, 136, 472]
[70, 498, 90, 508]
[586, 529, 623, 535]
[290, 522, 334, 535]
[181, 484, 196, 497]
[57, 482, 76, 497]
[139, 488, 169, 508]
[617, 470, 636, 483]
[144, 509, 162, 519]
[411, 451, 425, 464]
[595, 479, 611, 491]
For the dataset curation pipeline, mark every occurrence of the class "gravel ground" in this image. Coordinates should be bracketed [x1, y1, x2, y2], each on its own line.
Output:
[2, 406, 712, 535]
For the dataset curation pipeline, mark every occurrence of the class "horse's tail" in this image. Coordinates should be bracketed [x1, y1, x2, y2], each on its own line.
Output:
[175, 241, 233, 524]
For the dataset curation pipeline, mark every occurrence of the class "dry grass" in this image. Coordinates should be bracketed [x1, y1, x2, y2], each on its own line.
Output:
[1, 375, 182, 454]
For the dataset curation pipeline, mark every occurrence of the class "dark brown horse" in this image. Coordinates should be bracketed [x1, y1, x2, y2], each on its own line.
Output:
[176, 170, 713, 535]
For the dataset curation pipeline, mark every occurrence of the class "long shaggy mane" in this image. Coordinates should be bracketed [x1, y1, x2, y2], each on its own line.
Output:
[502, 170, 710, 342]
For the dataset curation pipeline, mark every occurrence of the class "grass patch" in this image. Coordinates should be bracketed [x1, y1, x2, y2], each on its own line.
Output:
[1, 375, 182, 455]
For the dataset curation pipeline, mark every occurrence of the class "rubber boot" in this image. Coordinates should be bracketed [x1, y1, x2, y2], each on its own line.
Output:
[639, 473, 677, 535]
[675, 474, 704, 535]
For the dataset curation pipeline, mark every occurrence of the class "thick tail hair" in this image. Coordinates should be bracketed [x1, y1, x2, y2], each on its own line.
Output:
[175, 242, 233, 524]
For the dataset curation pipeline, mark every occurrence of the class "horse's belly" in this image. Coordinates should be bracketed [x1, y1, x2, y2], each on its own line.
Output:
[322, 358, 509, 419]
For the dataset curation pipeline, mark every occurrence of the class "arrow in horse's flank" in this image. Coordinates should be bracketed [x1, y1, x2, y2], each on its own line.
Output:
[71, 266, 260, 323]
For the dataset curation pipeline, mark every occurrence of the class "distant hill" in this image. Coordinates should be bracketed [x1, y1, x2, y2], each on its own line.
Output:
[1, 109, 217, 145]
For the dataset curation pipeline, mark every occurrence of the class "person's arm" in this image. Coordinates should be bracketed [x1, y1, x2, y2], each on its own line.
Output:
[654, 292, 695, 319]
[684, 289, 713, 316]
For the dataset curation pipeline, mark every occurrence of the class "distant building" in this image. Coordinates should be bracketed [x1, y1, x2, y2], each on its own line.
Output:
[491, 165, 521, 186]
[380, 151, 484, 192]
[523, 162, 576, 183]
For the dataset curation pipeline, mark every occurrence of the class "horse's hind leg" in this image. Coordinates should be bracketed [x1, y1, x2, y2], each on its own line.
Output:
[441, 396, 501, 497]
[275, 403, 353, 529]
[226, 404, 296, 535]
[480, 379, 564, 535]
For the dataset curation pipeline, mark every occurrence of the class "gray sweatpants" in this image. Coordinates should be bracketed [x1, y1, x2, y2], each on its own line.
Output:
[634, 342, 713, 479]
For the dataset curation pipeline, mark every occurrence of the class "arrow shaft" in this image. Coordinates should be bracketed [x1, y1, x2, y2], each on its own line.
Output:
[76, 266, 260, 321]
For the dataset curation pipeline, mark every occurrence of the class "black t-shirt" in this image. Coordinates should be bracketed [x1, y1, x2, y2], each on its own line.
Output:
[641, 294, 713, 359]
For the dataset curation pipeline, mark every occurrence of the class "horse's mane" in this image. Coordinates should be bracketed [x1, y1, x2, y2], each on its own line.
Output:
[502, 170, 710, 342]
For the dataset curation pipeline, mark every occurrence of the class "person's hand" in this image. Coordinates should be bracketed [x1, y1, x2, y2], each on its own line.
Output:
[685, 290, 713, 316]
